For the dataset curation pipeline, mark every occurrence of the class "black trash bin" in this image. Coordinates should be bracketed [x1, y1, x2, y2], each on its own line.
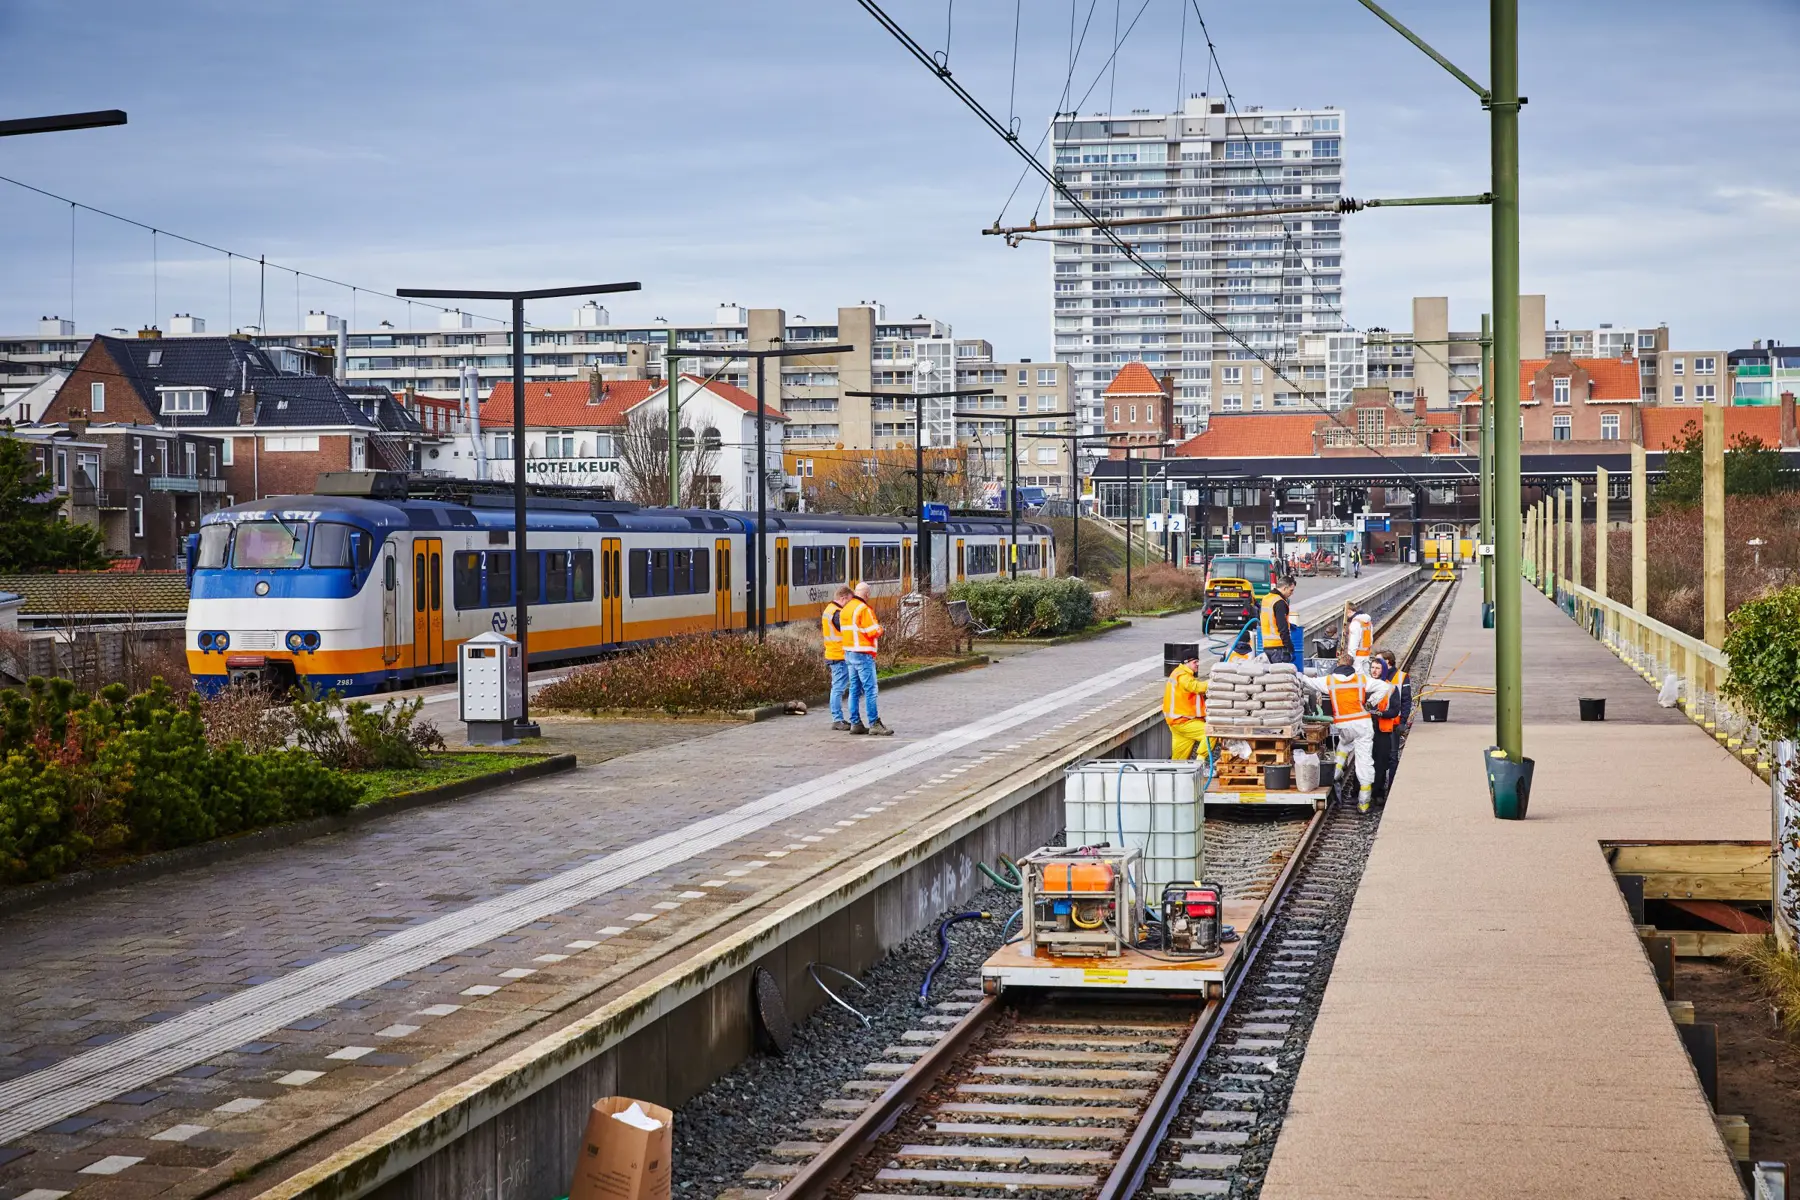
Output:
[1420, 698, 1450, 722]
[1263, 763, 1293, 791]
[1579, 697, 1606, 721]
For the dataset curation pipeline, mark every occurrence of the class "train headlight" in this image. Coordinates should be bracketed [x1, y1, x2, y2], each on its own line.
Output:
[198, 631, 213, 650]
[198, 630, 229, 652]
[286, 631, 304, 652]
[286, 630, 321, 653]
[302, 630, 321, 650]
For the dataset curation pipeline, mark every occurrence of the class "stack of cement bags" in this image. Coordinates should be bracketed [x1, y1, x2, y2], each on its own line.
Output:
[1206, 659, 1305, 731]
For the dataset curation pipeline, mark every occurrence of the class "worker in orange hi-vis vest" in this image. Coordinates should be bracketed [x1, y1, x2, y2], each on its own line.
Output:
[841, 582, 892, 736]
[1163, 654, 1210, 762]
[1301, 652, 1394, 813]
[1343, 602, 1374, 676]
[822, 583, 853, 731]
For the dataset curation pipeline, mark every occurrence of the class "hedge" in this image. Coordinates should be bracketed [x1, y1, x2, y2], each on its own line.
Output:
[949, 577, 1095, 638]
[1722, 585, 1800, 738]
[0, 678, 358, 885]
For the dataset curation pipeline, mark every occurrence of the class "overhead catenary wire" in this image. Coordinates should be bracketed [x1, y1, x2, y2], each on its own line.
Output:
[0, 172, 515, 330]
[853, 0, 1474, 493]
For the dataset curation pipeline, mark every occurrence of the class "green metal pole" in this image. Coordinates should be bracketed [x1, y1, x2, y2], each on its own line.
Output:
[666, 327, 681, 506]
[1479, 312, 1493, 608]
[1490, 0, 1524, 763]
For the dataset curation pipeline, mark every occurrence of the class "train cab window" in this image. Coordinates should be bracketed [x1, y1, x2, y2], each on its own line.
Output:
[486, 551, 514, 607]
[232, 520, 307, 569]
[453, 552, 483, 609]
[309, 522, 362, 569]
[572, 550, 595, 601]
[195, 525, 231, 569]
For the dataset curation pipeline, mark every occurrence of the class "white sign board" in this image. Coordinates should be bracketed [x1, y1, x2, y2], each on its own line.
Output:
[1168, 514, 1187, 533]
[490, 458, 621, 484]
[1145, 513, 1166, 533]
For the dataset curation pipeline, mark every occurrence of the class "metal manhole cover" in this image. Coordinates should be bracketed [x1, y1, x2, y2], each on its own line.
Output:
[753, 967, 792, 1055]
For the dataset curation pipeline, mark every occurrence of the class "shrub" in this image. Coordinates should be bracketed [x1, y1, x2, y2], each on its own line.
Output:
[949, 578, 1095, 638]
[0, 677, 358, 885]
[290, 693, 446, 771]
[538, 633, 830, 714]
[1721, 585, 1800, 738]
[1594, 493, 1800, 637]
[1110, 562, 1207, 613]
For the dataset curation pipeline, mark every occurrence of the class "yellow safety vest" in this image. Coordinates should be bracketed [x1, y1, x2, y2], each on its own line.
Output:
[821, 601, 845, 662]
[1163, 665, 1206, 724]
[1259, 592, 1286, 647]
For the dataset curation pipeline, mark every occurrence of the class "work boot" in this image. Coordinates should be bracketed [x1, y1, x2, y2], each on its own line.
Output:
[867, 720, 894, 736]
[1357, 787, 1373, 814]
[831, 720, 851, 731]
[849, 722, 869, 735]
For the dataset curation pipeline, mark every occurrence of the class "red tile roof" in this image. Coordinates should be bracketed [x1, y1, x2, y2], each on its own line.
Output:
[1103, 361, 1166, 397]
[1461, 356, 1643, 405]
[1640, 406, 1785, 450]
[480, 380, 657, 428]
[1170, 413, 1318, 458]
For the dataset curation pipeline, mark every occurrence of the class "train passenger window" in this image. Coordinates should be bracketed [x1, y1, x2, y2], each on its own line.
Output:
[861, 544, 902, 582]
[545, 551, 570, 603]
[195, 525, 231, 569]
[414, 553, 426, 612]
[652, 549, 671, 596]
[572, 550, 595, 602]
[965, 544, 1000, 575]
[232, 520, 307, 569]
[523, 552, 541, 604]
[309, 522, 355, 568]
[629, 549, 650, 597]
[486, 551, 514, 606]
[453, 552, 482, 609]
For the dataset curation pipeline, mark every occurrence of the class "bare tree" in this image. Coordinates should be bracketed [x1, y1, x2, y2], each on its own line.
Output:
[616, 401, 722, 508]
[802, 446, 985, 515]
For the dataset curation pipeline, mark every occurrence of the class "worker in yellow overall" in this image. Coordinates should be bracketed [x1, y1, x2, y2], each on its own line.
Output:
[1164, 654, 1210, 761]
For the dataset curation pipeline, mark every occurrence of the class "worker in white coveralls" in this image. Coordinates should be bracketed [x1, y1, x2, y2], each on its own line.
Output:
[1301, 652, 1394, 813]
[1342, 602, 1374, 676]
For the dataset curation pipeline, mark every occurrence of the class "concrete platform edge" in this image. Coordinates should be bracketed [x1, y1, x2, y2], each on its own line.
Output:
[250, 707, 1166, 1200]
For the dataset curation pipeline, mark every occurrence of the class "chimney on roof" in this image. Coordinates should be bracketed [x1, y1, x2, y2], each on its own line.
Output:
[238, 390, 257, 426]
[588, 368, 604, 404]
[68, 410, 89, 438]
[138, 326, 162, 339]
[403, 384, 416, 409]
[1413, 391, 1428, 422]
[1782, 391, 1797, 449]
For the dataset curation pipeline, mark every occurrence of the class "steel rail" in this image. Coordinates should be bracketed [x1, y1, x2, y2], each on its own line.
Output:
[1098, 573, 1452, 1199]
[771, 995, 1001, 1200]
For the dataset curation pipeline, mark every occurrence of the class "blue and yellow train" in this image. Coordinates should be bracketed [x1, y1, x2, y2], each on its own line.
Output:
[186, 492, 1054, 695]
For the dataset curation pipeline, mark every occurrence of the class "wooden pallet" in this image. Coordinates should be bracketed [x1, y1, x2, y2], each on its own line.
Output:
[1206, 720, 1302, 740]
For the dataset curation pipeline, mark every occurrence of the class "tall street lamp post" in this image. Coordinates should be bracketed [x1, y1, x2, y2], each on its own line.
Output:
[844, 387, 994, 590]
[669, 343, 855, 640]
[397, 281, 642, 737]
[952, 409, 1075, 580]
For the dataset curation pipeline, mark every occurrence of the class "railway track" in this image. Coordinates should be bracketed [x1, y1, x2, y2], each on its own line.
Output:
[726, 575, 1456, 1200]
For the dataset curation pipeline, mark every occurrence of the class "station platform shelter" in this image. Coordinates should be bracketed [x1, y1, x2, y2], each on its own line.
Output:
[1262, 577, 1769, 1198]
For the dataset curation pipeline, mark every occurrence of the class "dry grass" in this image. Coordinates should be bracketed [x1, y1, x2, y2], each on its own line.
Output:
[197, 683, 295, 753]
[1578, 494, 1800, 637]
[1111, 562, 1207, 613]
[539, 633, 829, 714]
[1729, 935, 1800, 1035]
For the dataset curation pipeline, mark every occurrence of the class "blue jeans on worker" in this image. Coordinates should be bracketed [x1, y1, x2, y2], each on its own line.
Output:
[828, 659, 849, 722]
[845, 651, 880, 725]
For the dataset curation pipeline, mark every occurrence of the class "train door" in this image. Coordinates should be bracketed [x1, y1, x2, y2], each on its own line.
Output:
[715, 537, 735, 629]
[411, 537, 443, 670]
[847, 537, 861, 589]
[901, 537, 913, 593]
[773, 536, 790, 624]
[381, 545, 400, 665]
[600, 537, 623, 644]
[955, 538, 966, 582]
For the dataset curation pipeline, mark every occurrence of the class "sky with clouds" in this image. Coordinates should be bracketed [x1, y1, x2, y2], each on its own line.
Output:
[1, 0, 1795, 356]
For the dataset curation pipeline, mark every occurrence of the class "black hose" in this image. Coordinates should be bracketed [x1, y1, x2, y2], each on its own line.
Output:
[919, 910, 988, 1006]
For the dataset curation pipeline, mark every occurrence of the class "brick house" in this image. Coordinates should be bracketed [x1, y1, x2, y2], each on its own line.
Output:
[41, 333, 420, 504]
[1458, 352, 1647, 451]
[1101, 361, 1176, 457]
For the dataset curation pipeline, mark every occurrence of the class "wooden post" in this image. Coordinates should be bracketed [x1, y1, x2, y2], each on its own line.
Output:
[1703, 404, 1726, 649]
[1554, 488, 1565, 596]
[1570, 477, 1582, 592]
[1595, 466, 1609, 605]
[1631, 443, 1648, 614]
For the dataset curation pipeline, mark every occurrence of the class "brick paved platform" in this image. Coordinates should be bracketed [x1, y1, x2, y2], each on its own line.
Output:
[0, 570, 1405, 1199]
[1262, 579, 1766, 1200]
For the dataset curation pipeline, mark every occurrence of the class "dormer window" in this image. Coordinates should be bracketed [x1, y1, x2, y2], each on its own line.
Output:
[158, 386, 210, 415]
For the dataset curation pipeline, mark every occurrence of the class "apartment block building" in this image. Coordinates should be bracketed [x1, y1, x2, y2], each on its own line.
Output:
[1051, 96, 1348, 447]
